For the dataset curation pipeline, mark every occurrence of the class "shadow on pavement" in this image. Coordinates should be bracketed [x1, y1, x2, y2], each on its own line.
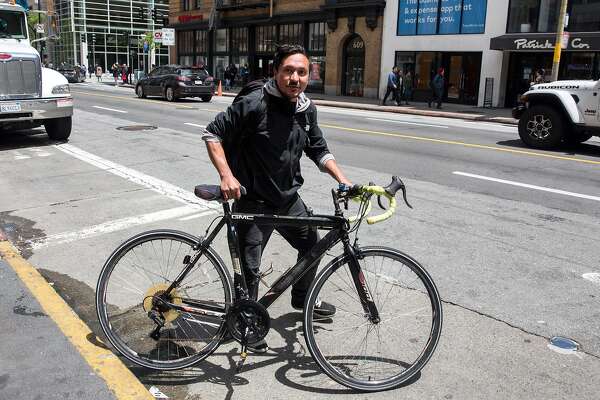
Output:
[0, 128, 63, 151]
[496, 138, 600, 158]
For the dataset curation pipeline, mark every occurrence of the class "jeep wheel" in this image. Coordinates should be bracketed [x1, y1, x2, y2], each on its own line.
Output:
[44, 116, 72, 141]
[165, 86, 177, 102]
[518, 105, 565, 149]
[136, 85, 146, 98]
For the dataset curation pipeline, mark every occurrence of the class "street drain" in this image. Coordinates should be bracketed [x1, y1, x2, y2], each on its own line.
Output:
[116, 125, 158, 131]
[547, 336, 580, 355]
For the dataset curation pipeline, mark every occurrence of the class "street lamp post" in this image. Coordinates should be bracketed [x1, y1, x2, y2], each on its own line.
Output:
[551, 0, 569, 82]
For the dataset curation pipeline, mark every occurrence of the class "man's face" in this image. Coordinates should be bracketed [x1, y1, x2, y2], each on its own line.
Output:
[274, 53, 309, 101]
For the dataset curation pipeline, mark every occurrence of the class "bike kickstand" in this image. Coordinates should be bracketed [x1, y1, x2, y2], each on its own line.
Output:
[235, 344, 248, 372]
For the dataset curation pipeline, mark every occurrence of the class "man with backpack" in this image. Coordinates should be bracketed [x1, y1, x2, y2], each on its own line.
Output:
[202, 44, 352, 353]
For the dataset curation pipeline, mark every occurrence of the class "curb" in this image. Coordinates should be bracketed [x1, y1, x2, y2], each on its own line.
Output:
[219, 92, 518, 126]
[0, 236, 153, 400]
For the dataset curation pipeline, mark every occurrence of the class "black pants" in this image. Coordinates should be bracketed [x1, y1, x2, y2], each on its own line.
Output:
[429, 89, 443, 108]
[382, 86, 398, 105]
[233, 195, 320, 303]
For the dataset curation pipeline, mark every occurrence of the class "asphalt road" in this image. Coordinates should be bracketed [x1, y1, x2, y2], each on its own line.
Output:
[1, 83, 599, 399]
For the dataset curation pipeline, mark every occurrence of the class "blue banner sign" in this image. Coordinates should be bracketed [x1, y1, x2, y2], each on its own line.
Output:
[397, 0, 487, 35]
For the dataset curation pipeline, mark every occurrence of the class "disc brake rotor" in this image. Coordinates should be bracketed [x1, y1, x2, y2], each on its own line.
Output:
[142, 283, 182, 323]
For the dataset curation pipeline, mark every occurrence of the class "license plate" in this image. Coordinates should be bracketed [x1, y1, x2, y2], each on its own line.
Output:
[195, 80, 203, 85]
[1, 103, 21, 113]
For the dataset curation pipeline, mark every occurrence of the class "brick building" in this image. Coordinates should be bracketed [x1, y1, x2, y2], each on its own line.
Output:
[168, 0, 385, 98]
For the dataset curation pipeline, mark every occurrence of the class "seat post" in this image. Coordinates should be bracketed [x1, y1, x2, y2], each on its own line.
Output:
[222, 201, 232, 216]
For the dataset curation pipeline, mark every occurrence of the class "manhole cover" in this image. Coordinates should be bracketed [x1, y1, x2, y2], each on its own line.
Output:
[116, 125, 158, 131]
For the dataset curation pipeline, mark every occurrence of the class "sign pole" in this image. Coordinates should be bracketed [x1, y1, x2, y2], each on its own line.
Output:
[551, 0, 569, 82]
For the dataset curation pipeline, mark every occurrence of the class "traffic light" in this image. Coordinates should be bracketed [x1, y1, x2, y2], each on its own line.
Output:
[138, 7, 145, 20]
[151, 8, 157, 22]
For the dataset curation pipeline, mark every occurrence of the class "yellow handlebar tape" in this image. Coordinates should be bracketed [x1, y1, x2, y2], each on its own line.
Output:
[347, 186, 397, 225]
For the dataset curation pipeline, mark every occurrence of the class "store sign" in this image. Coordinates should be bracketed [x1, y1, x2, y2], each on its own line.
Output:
[153, 30, 163, 44]
[162, 28, 175, 46]
[178, 14, 203, 23]
[397, 0, 487, 35]
[491, 33, 600, 51]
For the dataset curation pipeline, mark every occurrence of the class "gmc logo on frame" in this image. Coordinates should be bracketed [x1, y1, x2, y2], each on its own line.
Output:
[232, 215, 254, 221]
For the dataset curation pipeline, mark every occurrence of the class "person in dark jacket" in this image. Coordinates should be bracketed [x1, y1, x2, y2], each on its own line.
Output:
[203, 44, 351, 353]
[381, 66, 399, 106]
[428, 67, 445, 109]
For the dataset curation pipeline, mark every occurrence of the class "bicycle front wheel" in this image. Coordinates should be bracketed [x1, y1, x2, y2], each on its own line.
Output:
[303, 246, 442, 391]
[96, 229, 233, 370]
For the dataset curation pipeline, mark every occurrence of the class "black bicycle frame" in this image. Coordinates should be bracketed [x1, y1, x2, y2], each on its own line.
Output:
[164, 201, 381, 321]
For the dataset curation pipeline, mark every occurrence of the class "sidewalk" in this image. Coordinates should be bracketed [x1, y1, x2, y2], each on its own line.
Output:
[81, 76, 518, 125]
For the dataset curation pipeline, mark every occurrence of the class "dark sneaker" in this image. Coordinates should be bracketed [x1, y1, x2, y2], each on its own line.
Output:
[247, 339, 269, 354]
[292, 299, 337, 318]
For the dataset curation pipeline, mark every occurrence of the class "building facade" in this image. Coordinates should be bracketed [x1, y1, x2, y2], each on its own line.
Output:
[169, 0, 386, 97]
[51, 0, 170, 72]
[381, 0, 600, 108]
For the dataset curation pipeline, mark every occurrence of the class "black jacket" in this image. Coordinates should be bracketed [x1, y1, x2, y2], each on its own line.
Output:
[204, 86, 332, 207]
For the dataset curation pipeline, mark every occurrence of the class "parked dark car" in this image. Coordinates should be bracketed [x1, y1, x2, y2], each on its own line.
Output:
[56, 64, 85, 83]
[135, 65, 215, 102]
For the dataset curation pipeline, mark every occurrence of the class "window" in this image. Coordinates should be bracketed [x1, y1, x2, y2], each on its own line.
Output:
[508, 0, 600, 32]
[397, 0, 488, 35]
[256, 25, 276, 52]
[279, 24, 302, 45]
[568, 0, 600, 31]
[195, 30, 208, 53]
[215, 29, 228, 52]
[308, 22, 326, 52]
[177, 30, 194, 55]
[182, 0, 191, 11]
[230, 27, 248, 53]
[194, 0, 202, 9]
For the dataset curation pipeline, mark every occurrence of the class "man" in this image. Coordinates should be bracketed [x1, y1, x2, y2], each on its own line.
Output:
[428, 67, 445, 109]
[381, 66, 399, 106]
[202, 45, 351, 353]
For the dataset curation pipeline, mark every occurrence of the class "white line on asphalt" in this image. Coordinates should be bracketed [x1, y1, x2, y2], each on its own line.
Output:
[453, 171, 600, 202]
[582, 273, 600, 286]
[54, 144, 220, 211]
[93, 105, 128, 113]
[29, 206, 199, 249]
[366, 117, 449, 129]
[184, 123, 206, 128]
[178, 210, 216, 221]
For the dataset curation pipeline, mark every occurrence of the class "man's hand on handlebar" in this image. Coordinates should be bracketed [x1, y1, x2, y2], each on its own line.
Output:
[220, 174, 242, 201]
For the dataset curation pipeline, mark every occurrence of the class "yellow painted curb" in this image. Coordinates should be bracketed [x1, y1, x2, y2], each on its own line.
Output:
[0, 240, 154, 400]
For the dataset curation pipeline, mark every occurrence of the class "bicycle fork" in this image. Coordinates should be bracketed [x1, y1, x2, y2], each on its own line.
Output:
[343, 239, 381, 324]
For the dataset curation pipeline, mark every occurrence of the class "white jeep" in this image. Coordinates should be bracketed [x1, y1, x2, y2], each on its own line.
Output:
[513, 80, 600, 149]
[0, 1, 73, 140]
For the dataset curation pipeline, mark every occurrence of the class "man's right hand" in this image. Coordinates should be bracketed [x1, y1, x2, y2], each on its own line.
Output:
[220, 174, 242, 201]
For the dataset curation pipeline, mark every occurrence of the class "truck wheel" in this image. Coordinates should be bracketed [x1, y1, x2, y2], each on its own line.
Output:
[136, 84, 146, 98]
[201, 95, 212, 102]
[564, 132, 593, 145]
[44, 117, 72, 141]
[518, 105, 565, 149]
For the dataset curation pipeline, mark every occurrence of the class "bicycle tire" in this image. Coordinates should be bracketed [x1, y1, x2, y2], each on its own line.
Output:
[303, 246, 442, 391]
[96, 229, 233, 370]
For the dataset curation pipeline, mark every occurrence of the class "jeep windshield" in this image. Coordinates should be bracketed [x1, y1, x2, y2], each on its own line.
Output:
[0, 11, 27, 39]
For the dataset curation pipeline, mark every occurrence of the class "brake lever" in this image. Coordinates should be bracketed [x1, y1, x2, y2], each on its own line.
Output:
[401, 185, 413, 209]
[377, 195, 387, 210]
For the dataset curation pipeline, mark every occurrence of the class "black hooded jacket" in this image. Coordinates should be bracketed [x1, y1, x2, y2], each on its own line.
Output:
[203, 83, 333, 207]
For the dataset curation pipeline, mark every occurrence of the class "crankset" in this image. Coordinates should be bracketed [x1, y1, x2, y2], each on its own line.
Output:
[225, 299, 271, 371]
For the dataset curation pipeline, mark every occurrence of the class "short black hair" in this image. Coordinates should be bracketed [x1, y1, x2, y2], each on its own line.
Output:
[273, 44, 308, 71]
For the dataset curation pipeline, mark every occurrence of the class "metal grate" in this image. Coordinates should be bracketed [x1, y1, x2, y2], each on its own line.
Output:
[0, 59, 40, 100]
[116, 125, 158, 131]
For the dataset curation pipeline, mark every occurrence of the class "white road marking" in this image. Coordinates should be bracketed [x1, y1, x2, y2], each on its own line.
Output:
[583, 273, 600, 286]
[93, 105, 128, 113]
[184, 123, 206, 128]
[453, 171, 600, 202]
[54, 143, 219, 210]
[366, 117, 449, 129]
[178, 210, 216, 221]
[29, 148, 52, 157]
[29, 206, 199, 249]
[13, 150, 30, 160]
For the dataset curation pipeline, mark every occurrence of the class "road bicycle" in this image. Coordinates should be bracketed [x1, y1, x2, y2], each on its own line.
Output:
[96, 176, 442, 392]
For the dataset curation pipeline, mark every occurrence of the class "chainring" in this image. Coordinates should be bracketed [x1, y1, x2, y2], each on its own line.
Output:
[142, 283, 182, 323]
[225, 299, 270, 345]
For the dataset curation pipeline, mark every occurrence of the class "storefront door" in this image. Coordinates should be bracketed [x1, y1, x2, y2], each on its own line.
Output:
[342, 35, 365, 97]
[505, 53, 553, 107]
[443, 53, 481, 105]
[254, 56, 273, 80]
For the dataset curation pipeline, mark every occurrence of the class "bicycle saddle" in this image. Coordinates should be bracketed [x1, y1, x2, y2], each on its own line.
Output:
[194, 185, 247, 202]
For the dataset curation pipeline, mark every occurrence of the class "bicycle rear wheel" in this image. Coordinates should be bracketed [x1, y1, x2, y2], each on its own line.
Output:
[96, 229, 233, 370]
[303, 246, 442, 391]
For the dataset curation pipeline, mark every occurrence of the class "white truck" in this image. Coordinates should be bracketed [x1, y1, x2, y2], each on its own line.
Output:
[0, 0, 73, 140]
[513, 79, 600, 149]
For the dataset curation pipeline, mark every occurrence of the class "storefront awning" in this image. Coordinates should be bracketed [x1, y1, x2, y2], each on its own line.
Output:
[490, 32, 600, 51]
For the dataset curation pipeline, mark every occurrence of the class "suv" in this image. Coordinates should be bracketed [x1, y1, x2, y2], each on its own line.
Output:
[513, 79, 600, 149]
[56, 63, 85, 83]
[135, 65, 215, 102]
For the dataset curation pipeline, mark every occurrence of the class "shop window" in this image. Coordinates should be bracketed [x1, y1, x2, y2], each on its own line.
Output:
[308, 56, 326, 92]
[568, 0, 600, 32]
[177, 30, 194, 55]
[397, 0, 488, 35]
[279, 24, 302, 46]
[231, 27, 248, 53]
[537, 0, 559, 32]
[562, 52, 596, 80]
[195, 30, 208, 54]
[213, 56, 229, 80]
[182, 0, 191, 11]
[215, 29, 228, 52]
[194, 0, 202, 9]
[256, 25, 276, 52]
[507, 0, 560, 33]
[308, 22, 326, 52]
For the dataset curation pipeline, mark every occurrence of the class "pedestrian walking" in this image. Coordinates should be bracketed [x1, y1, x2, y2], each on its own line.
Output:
[88, 65, 94, 79]
[121, 64, 128, 84]
[403, 70, 413, 105]
[95, 65, 103, 82]
[396, 69, 404, 106]
[428, 67, 445, 109]
[111, 63, 119, 85]
[381, 66, 399, 106]
[240, 63, 249, 86]
[202, 44, 350, 353]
